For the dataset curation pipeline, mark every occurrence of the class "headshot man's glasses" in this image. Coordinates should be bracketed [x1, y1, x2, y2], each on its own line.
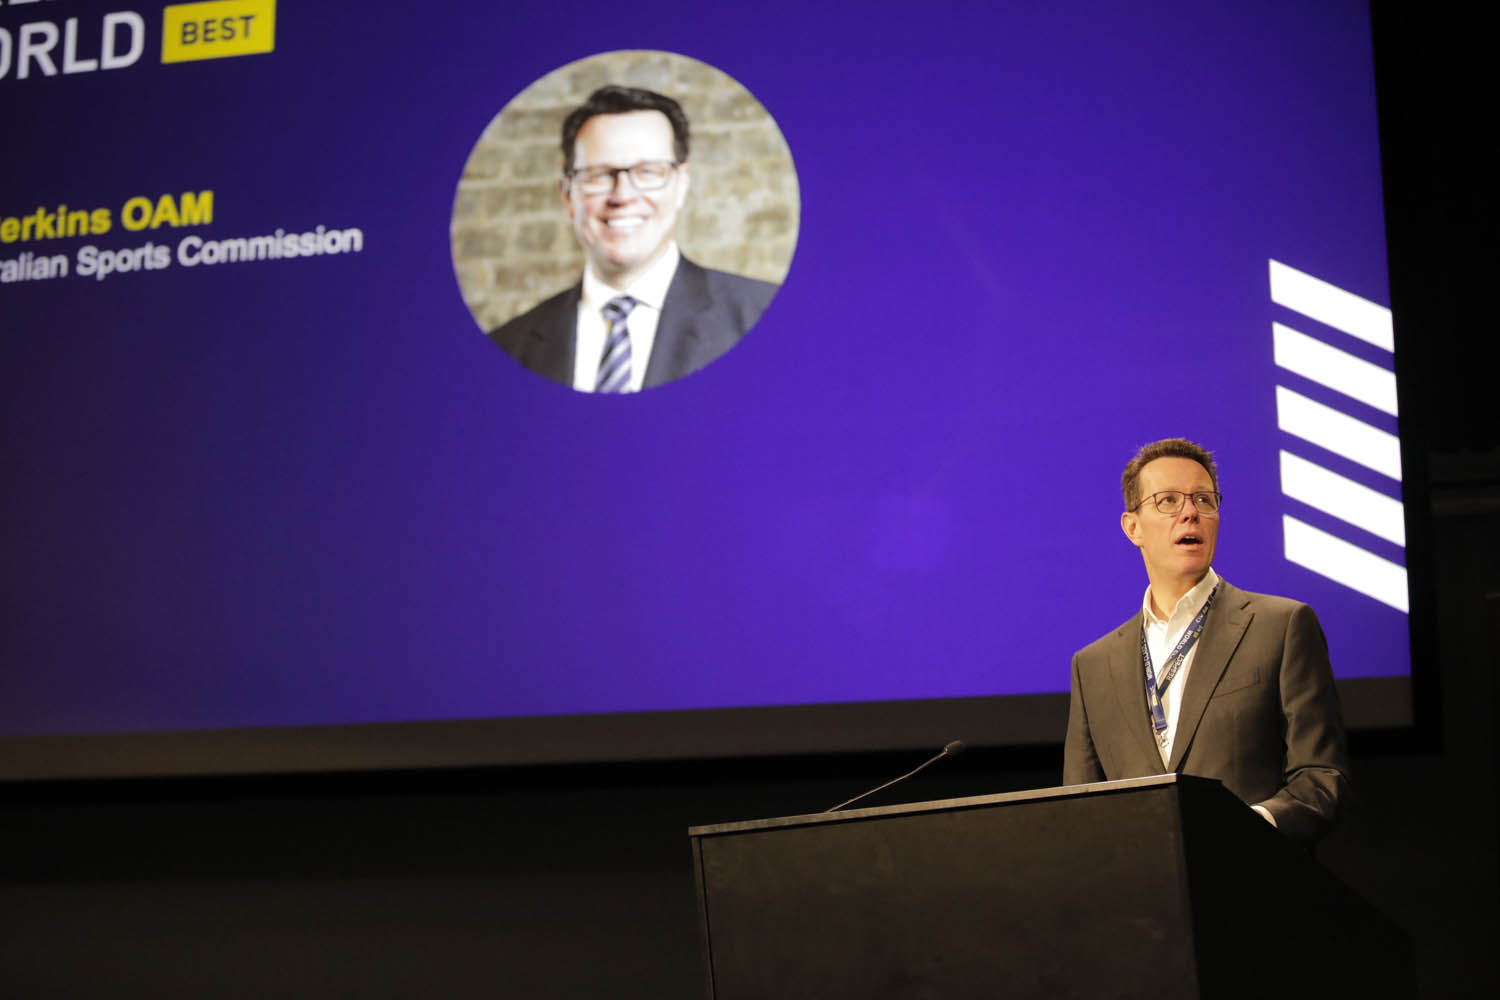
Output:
[567, 160, 680, 196]
[1132, 490, 1223, 516]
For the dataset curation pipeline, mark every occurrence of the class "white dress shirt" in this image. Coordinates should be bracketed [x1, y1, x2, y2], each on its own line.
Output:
[1141, 567, 1221, 767]
[571, 242, 681, 393]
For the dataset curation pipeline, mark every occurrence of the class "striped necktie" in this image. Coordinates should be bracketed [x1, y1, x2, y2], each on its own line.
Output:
[596, 295, 638, 393]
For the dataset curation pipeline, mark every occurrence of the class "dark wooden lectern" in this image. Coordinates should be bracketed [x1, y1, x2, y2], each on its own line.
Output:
[689, 774, 1411, 999]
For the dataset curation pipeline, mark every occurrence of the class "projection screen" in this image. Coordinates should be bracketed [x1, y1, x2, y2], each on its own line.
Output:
[0, 0, 1420, 779]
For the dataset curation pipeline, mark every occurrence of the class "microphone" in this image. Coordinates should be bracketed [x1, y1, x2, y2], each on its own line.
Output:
[822, 740, 966, 813]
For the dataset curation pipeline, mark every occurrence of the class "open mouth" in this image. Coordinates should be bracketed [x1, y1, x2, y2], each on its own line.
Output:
[1176, 535, 1203, 547]
[604, 217, 645, 230]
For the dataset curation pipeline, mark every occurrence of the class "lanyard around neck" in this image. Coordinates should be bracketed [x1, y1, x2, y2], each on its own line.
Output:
[1140, 584, 1218, 738]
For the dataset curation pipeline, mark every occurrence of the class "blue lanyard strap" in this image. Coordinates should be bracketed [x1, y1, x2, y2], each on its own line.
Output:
[1140, 584, 1218, 737]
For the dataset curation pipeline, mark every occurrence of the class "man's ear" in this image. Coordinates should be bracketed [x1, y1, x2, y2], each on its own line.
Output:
[557, 176, 572, 213]
[675, 163, 691, 206]
[1121, 510, 1143, 549]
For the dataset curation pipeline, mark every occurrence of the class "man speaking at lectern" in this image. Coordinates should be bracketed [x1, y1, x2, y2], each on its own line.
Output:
[1063, 438, 1350, 844]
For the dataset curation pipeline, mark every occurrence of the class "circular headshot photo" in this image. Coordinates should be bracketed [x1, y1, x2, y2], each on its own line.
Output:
[451, 51, 800, 393]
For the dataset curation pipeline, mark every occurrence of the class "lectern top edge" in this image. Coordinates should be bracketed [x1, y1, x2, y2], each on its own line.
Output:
[687, 772, 1194, 838]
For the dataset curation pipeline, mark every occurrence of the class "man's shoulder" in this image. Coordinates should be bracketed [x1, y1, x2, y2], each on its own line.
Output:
[1216, 580, 1312, 622]
[676, 256, 780, 313]
[1075, 611, 1142, 665]
[488, 283, 579, 350]
[696, 261, 780, 299]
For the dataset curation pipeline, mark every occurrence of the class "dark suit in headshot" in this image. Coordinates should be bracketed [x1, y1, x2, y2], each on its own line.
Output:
[491, 255, 775, 389]
[490, 84, 779, 392]
[1062, 438, 1350, 845]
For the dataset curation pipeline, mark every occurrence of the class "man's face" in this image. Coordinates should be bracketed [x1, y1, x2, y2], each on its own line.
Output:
[1120, 456, 1219, 592]
[563, 110, 689, 287]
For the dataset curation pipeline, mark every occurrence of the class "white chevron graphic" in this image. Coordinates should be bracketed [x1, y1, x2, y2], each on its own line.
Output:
[1279, 451, 1405, 546]
[1283, 516, 1408, 613]
[1270, 260, 1406, 613]
[1273, 322, 1398, 416]
[1269, 259, 1394, 350]
[1275, 387, 1402, 480]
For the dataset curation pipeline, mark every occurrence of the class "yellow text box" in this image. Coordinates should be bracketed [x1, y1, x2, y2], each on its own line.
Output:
[162, 0, 276, 64]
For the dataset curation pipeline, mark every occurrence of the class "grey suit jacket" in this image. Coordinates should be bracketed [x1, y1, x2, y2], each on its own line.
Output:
[1063, 580, 1350, 844]
[488, 256, 778, 389]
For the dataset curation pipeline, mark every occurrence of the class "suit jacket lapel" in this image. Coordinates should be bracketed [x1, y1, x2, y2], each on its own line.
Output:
[1166, 582, 1252, 772]
[643, 258, 710, 388]
[1107, 615, 1164, 767]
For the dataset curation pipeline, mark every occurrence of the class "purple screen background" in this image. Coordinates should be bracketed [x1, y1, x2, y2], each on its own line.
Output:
[0, 1, 1404, 738]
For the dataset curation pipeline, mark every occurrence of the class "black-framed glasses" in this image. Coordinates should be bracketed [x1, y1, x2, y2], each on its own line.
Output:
[566, 160, 679, 196]
[1132, 490, 1222, 515]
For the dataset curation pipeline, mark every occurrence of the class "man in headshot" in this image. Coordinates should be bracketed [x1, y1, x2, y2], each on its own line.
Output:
[490, 85, 779, 392]
[1063, 438, 1350, 844]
